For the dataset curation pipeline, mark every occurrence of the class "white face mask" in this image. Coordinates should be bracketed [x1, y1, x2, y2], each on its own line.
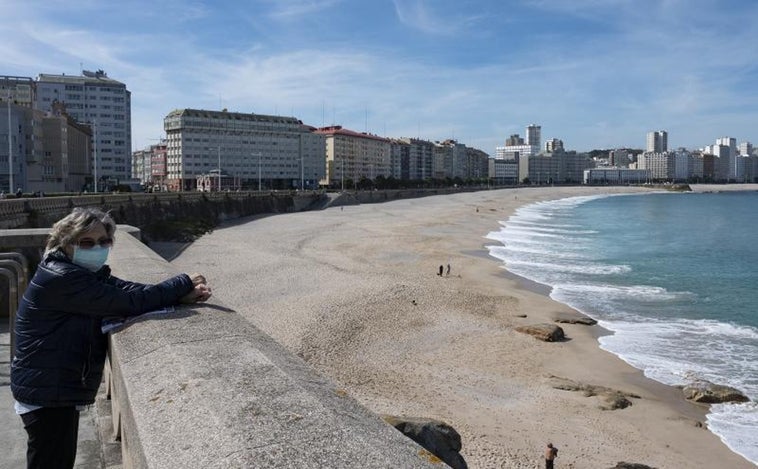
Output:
[72, 246, 110, 272]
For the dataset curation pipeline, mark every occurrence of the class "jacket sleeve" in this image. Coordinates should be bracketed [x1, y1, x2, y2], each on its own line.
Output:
[27, 264, 194, 318]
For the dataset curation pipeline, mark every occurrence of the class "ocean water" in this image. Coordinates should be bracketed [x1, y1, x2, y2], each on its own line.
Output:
[485, 191, 758, 465]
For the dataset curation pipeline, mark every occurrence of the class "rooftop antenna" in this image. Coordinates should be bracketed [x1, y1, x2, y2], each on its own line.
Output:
[364, 105, 368, 133]
[321, 100, 325, 128]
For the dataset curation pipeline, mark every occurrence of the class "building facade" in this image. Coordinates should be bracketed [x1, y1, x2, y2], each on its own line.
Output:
[315, 126, 390, 188]
[646, 130, 668, 153]
[165, 109, 325, 191]
[35, 70, 131, 187]
[392, 137, 434, 181]
[526, 124, 541, 149]
[36, 108, 92, 192]
[583, 168, 650, 185]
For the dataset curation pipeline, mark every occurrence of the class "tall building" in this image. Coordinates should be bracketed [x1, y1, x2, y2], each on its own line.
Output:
[646, 130, 668, 153]
[315, 126, 390, 187]
[526, 124, 541, 150]
[715, 137, 737, 179]
[164, 109, 325, 191]
[392, 137, 434, 181]
[738, 141, 753, 156]
[35, 70, 131, 187]
[545, 138, 564, 154]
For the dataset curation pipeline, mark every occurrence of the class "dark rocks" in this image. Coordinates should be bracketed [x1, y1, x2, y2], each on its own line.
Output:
[515, 323, 565, 342]
[382, 415, 468, 469]
[552, 312, 597, 325]
[548, 376, 639, 411]
[682, 380, 750, 404]
[608, 463, 658, 469]
[601, 393, 633, 410]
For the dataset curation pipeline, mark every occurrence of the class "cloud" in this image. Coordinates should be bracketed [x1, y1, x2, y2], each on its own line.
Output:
[263, 0, 342, 20]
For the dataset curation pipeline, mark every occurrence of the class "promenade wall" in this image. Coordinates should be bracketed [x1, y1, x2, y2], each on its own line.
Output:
[0, 227, 443, 468]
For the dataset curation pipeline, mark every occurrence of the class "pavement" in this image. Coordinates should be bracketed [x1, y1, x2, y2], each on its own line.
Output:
[0, 323, 106, 469]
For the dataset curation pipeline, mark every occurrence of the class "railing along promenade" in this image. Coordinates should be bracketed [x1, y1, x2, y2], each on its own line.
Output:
[0, 225, 443, 468]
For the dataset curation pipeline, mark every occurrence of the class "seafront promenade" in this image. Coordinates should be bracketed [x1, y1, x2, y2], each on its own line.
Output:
[0, 225, 443, 468]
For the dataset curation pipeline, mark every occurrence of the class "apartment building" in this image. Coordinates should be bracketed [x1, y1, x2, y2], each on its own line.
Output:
[315, 126, 390, 188]
[164, 109, 325, 191]
[37, 106, 92, 192]
[35, 70, 131, 187]
[390, 137, 434, 181]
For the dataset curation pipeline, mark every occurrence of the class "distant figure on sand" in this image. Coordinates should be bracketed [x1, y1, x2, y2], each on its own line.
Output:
[545, 443, 558, 469]
[438, 265, 443, 276]
[446, 263, 451, 276]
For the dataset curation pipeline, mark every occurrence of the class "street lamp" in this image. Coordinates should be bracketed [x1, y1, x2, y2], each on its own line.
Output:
[217, 144, 221, 192]
[93, 119, 98, 192]
[258, 152, 262, 191]
[6, 92, 12, 193]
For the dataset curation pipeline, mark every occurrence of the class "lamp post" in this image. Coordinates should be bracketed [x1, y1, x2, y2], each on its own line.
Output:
[256, 152, 262, 191]
[217, 144, 221, 192]
[93, 119, 98, 192]
[6, 93, 12, 193]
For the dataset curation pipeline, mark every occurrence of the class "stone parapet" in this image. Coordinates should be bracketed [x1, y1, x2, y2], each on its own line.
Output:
[104, 230, 442, 468]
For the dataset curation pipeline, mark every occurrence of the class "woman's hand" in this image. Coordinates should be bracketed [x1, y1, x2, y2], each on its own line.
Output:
[180, 283, 212, 304]
[189, 273, 207, 286]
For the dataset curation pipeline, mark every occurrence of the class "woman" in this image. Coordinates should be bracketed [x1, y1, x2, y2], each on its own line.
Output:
[11, 207, 211, 469]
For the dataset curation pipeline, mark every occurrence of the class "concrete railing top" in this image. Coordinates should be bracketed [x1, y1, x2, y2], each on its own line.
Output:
[104, 230, 441, 468]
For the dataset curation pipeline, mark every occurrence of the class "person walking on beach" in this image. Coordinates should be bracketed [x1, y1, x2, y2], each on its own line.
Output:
[438, 265, 444, 276]
[446, 263, 451, 276]
[11, 207, 212, 469]
[545, 442, 558, 469]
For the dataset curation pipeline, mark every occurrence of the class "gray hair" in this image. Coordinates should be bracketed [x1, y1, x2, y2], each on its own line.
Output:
[45, 207, 116, 256]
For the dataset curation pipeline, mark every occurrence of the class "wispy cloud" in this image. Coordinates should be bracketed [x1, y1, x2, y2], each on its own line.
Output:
[264, 0, 342, 20]
[1, 0, 756, 153]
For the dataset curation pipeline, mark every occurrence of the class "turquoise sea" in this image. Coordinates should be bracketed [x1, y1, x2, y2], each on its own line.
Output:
[485, 190, 758, 465]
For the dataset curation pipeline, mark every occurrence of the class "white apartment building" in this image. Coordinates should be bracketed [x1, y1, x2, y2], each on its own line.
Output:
[489, 158, 518, 184]
[35, 70, 131, 187]
[738, 141, 753, 156]
[315, 126, 390, 188]
[164, 109, 325, 191]
[639, 152, 675, 181]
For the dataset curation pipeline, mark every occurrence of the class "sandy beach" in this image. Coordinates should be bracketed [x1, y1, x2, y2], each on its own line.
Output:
[169, 185, 755, 468]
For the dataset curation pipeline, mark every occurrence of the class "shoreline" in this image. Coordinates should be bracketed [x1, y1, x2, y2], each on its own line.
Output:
[169, 185, 756, 468]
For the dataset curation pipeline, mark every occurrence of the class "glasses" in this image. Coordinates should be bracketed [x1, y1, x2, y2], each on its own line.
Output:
[75, 237, 113, 249]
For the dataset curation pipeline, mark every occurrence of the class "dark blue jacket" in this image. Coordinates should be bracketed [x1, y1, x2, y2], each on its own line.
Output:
[11, 250, 194, 407]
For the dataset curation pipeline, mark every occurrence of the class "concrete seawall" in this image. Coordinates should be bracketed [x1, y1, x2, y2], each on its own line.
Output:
[0, 226, 444, 468]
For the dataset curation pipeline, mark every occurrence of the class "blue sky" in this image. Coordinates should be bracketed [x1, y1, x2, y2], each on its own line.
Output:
[3, 0, 757, 154]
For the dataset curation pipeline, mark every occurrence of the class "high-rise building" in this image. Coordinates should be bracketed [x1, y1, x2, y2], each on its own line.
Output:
[738, 141, 753, 156]
[714, 137, 737, 180]
[646, 130, 668, 153]
[526, 124, 541, 150]
[545, 138, 564, 154]
[35, 70, 131, 187]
